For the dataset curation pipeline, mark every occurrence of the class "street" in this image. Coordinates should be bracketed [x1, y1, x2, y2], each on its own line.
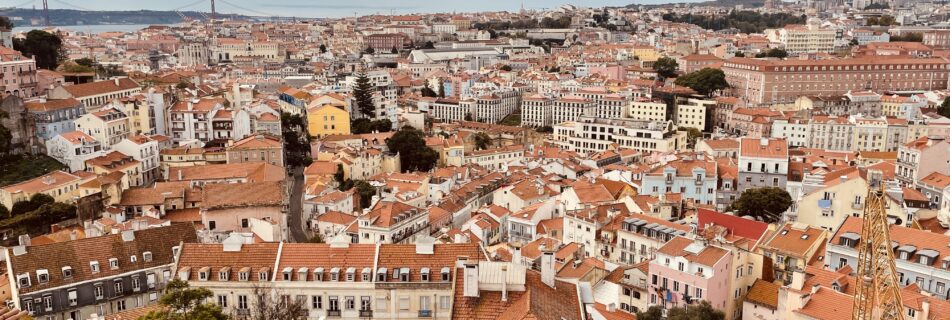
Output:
[287, 166, 308, 242]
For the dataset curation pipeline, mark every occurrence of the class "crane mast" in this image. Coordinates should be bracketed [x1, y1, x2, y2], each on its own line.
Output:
[852, 169, 904, 320]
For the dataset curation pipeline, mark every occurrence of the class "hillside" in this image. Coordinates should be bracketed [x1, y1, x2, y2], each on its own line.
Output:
[0, 8, 254, 27]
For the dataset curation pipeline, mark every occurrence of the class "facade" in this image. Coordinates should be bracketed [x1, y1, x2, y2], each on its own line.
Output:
[0, 170, 89, 209]
[628, 100, 668, 122]
[737, 138, 789, 192]
[74, 107, 131, 149]
[225, 134, 285, 167]
[756, 223, 828, 285]
[167, 98, 225, 143]
[0, 46, 37, 98]
[648, 237, 732, 316]
[827, 216, 950, 299]
[895, 136, 950, 186]
[112, 135, 161, 186]
[722, 57, 950, 104]
[769, 23, 836, 54]
[558, 116, 685, 155]
[307, 104, 351, 138]
[24, 98, 85, 140]
[675, 99, 713, 131]
[552, 96, 595, 125]
[46, 131, 105, 172]
[521, 95, 553, 128]
[4, 223, 197, 320]
[357, 201, 430, 244]
[640, 157, 718, 205]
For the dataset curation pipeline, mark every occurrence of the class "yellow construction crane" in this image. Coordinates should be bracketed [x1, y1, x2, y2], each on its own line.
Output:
[852, 169, 904, 320]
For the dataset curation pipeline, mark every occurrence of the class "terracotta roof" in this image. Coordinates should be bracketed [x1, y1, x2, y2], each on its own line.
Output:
[167, 162, 285, 182]
[8, 223, 197, 294]
[277, 243, 376, 281]
[62, 78, 139, 98]
[760, 223, 826, 258]
[739, 138, 788, 159]
[177, 242, 280, 282]
[1, 170, 83, 194]
[452, 268, 583, 320]
[745, 279, 780, 308]
[228, 134, 282, 150]
[201, 181, 285, 210]
[794, 286, 854, 320]
[656, 236, 729, 267]
[24, 98, 82, 112]
[376, 243, 483, 282]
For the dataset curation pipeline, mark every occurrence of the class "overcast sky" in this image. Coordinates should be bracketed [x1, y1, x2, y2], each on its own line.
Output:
[39, 0, 701, 18]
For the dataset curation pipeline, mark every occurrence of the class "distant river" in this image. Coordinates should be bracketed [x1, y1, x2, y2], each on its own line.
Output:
[13, 24, 163, 33]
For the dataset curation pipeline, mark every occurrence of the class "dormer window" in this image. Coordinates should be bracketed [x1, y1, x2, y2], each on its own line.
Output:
[421, 268, 430, 282]
[259, 270, 269, 281]
[315, 267, 324, 281]
[130, 255, 138, 263]
[282, 267, 293, 281]
[346, 267, 355, 282]
[17, 273, 31, 288]
[219, 268, 230, 281]
[362, 268, 371, 281]
[90, 261, 100, 273]
[330, 268, 340, 281]
[37, 269, 49, 284]
[109, 258, 119, 269]
[238, 270, 249, 281]
[198, 267, 210, 281]
[62, 266, 73, 279]
[298, 268, 309, 281]
[377, 268, 388, 281]
[441, 267, 451, 281]
[143, 252, 153, 262]
[400, 268, 410, 282]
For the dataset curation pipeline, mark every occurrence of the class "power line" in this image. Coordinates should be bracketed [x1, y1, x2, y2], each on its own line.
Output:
[216, 0, 277, 17]
[170, 0, 207, 12]
[48, 0, 91, 11]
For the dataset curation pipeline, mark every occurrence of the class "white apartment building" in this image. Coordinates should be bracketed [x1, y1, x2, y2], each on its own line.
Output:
[628, 100, 668, 122]
[74, 107, 131, 149]
[552, 96, 595, 125]
[559, 116, 686, 155]
[112, 135, 161, 185]
[464, 89, 519, 124]
[768, 20, 836, 54]
[675, 98, 713, 131]
[45, 131, 106, 172]
[521, 95, 553, 128]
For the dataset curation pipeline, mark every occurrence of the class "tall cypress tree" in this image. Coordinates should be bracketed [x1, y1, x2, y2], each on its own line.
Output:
[353, 72, 376, 118]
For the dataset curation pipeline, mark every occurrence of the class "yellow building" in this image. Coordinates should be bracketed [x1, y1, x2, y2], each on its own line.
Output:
[632, 45, 660, 62]
[307, 104, 351, 138]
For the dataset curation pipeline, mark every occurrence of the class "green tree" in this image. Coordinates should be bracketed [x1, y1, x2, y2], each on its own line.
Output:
[0, 16, 13, 30]
[437, 82, 445, 98]
[637, 301, 724, 320]
[74, 58, 95, 68]
[679, 127, 702, 148]
[140, 279, 228, 320]
[319, 44, 327, 53]
[352, 180, 376, 209]
[674, 68, 729, 96]
[0, 204, 8, 218]
[536, 126, 554, 133]
[351, 118, 372, 134]
[499, 65, 512, 72]
[733, 51, 745, 57]
[13, 30, 64, 70]
[391, 46, 399, 54]
[891, 33, 923, 42]
[370, 119, 392, 132]
[280, 112, 312, 168]
[0, 110, 11, 155]
[473, 132, 492, 150]
[386, 127, 439, 173]
[731, 187, 792, 223]
[464, 113, 474, 121]
[653, 57, 679, 79]
[10, 201, 37, 216]
[422, 41, 435, 49]
[353, 72, 376, 118]
[755, 48, 788, 58]
[306, 234, 324, 243]
[938, 97, 950, 118]
[334, 164, 346, 186]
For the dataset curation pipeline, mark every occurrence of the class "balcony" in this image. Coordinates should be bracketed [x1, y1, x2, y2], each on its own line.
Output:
[359, 310, 373, 318]
[327, 310, 341, 317]
[418, 310, 432, 317]
[234, 309, 250, 316]
[851, 202, 864, 210]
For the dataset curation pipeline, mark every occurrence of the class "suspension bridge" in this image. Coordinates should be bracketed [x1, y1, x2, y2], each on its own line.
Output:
[0, 0, 295, 27]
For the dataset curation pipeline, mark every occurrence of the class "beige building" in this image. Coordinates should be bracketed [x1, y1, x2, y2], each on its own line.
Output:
[74, 107, 131, 149]
[225, 134, 284, 167]
[675, 98, 713, 131]
[0, 171, 90, 208]
[628, 100, 667, 122]
[767, 21, 836, 54]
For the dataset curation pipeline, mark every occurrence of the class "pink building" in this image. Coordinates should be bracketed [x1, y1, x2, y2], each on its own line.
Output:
[649, 236, 732, 312]
[588, 65, 625, 80]
[0, 46, 37, 98]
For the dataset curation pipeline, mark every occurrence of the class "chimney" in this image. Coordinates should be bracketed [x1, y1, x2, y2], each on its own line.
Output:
[114, 78, 120, 86]
[121, 230, 135, 242]
[607, 303, 616, 312]
[17, 234, 31, 247]
[760, 138, 768, 148]
[810, 283, 821, 294]
[501, 265, 508, 302]
[541, 247, 556, 288]
[177, 169, 183, 181]
[69, 230, 78, 241]
[922, 299, 930, 319]
[463, 261, 479, 297]
[512, 244, 522, 265]
[415, 235, 435, 254]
